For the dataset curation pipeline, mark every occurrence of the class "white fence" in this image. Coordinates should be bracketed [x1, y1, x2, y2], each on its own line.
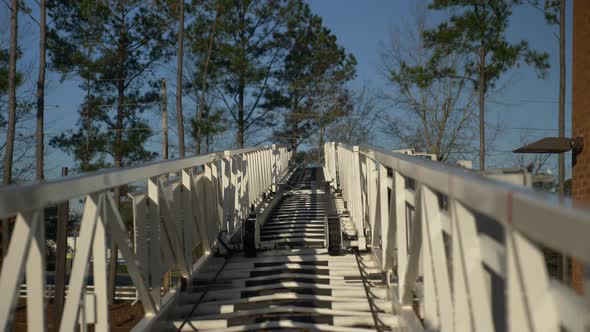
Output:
[20, 284, 138, 301]
[324, 142, 590, 332]
[0, 145, 291, 332]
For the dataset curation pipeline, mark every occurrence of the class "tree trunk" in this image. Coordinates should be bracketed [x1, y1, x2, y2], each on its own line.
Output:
[196, 9, 219, 155]
[291, 120, 298, 152]
[237, 5, 246, 149]
[162, 79, 168, 160]
[317, 126, 325, 162]
[205, 106, 211, 152]
[4, 0, 18, 185]
[1, 0, 17, 251]
[36, 0, 47, 181]
[290, 96, 298, 152]
[108, 80, 125, 305]
[478, 40, 486, 171]
[237, 81, 245, 148]
[108, 9, 130, 303]
[84, 77, 92, 170]
[176, 0, 185, 158]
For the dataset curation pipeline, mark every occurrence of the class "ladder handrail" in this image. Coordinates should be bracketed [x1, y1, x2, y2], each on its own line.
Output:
[338, 142, 590, 263]
[0, 144, 292, 332]
[0, 146, 278, 219]
[325, 142, 590, 332]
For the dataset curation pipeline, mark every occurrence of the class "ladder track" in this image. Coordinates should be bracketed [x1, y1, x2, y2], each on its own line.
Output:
[169, 167, 396, 332]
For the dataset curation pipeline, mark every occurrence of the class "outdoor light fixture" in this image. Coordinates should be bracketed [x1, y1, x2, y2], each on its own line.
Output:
[513, 137, 583, 154]
[513, 136, 584, 169]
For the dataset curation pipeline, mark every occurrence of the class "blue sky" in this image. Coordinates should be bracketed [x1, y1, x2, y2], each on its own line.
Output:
[307, 0, 573, 174]
[1, 1, 574, 179]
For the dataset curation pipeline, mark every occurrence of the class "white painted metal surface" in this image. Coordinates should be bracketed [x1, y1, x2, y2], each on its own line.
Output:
[0, 145, 290, 331]
[2, 139, 589, 331]
[148, 167, 399, 332]
[324, 142, 590, 332]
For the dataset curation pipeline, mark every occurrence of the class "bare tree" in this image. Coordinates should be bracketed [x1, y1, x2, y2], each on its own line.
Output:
[36, 0, 47, 181]
[512, 130, 553, 175]
[326, 87, 380, 146]
[309, 86, 351, 161]
[195, 6, 218, 155]
[379, 3, 477, 162]
[3, 0, 18, 185]
[176, 0, 186, 158]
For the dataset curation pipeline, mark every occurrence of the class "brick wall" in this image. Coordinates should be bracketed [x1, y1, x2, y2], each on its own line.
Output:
[572, 0, 590, 292]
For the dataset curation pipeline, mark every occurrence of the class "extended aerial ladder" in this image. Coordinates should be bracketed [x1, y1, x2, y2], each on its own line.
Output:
[158, 166, 397, 331]
[0, 143, 589, 331]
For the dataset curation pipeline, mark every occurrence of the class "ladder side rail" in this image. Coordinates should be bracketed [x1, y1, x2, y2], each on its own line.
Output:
[331, 143, 590, 332]
[0, 145, 290, 331]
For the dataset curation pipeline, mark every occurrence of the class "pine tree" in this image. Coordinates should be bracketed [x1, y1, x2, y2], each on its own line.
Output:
[36, 0, 47, 181]
[214, 0, 295, 148]
[48, 0, 175, 304]
[424, 0, 550, 170]
[190, 105, 226, 153]
[380, 3, 479, 161]
[0, 48, 23, 143]
[184, 0, 222, 154]
[176, 0, 186, 157]
[267, 2, 356, 151]
[4, 0, 18, 185]
[48, 0, 174, 172]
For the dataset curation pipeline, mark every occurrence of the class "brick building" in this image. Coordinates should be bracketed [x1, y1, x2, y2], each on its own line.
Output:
[572, 0, 590, 292]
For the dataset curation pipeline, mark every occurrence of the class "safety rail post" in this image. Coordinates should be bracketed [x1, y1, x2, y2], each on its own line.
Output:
[394, 170, 409, 296]
[147, 177, 163, 307]
[28, 209, 46, 331]
[192, 168, 211, 254]
[0, 211, 40, 331]
[242, 153, 250, 216]
[230, 155, 239, 233]
[244, 153, 251, 208]
[450, 199, 494, 331]
[367, 157, 379, 251]
[420, 185, 452, 331]
[330, 142, 338, 186]
[351, 146, 367, 250]
[92, 194, 109, 332]
[265, 148, 277, 191]
[378, 163, 393, 271]
[211, 161, 224, 238]
[234, 154, 244, 229]
[59, 194, 102, 332]
[54, 166, 68, 329]
[204, 163, 220, 245]
[323, 181, 342, 255]
[181, 168, 196, 269]
[323, 143, 332, 183]
[255, 152, 261, 199]
[130, 191, 148, 299]
[222, 151, 234, 235]
[271, 145, 278, 192]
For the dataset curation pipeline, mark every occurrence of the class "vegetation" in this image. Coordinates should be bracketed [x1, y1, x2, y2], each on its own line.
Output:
[0, 0, 557, 181]
[380, 4, 478, 162]
[1, 0, 569, 303]
[3, 0, 19, 185]
[423, 0, 550, 169]
[47, 0, 173, 173]
[268, 1, 356, 151]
